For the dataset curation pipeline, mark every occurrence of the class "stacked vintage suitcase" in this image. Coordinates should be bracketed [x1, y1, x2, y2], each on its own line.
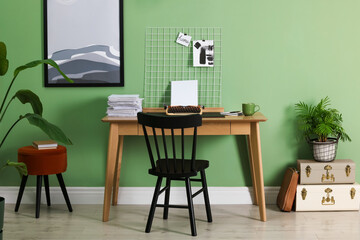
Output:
[296, 159, 360, 211]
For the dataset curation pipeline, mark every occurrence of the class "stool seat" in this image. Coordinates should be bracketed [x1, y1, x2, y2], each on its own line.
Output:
[18, 146, 67, 175]
[15, 145, 72, 218]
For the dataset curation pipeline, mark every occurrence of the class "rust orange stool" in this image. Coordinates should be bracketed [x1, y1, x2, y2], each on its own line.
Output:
[14, 145, 73, 218]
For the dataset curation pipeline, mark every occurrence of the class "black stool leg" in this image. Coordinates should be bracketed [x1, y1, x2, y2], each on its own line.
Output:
[185, 177, 197, 236]
[163, 177, 171, 219]
[56, 173, 73, 212]
[145, 177, 163, 233]
[44, 175, 51, 207]
[15, 175, 28, 212]
[200, 170, 212, 222]
[36, 175, 42, 218]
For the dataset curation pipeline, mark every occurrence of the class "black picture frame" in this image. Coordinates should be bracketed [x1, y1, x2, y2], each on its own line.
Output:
[43, 0, 124, 87]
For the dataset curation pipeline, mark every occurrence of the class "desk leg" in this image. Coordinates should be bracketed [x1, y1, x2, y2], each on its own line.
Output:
[112, 135, 124, 205]
[250, 122, 267, 222]
[103, 123, 119, 222]
[246, 135, 258, 206]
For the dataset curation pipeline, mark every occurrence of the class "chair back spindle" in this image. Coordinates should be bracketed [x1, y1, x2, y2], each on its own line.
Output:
[171, 129, 177, 173]
[152, 127, 161, 161]
[191, 127, 198, 171]
[142, 125, 156, 170]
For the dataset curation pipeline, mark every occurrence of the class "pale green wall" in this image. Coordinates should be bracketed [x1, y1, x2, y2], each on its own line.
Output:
[1, 0, 359, 187]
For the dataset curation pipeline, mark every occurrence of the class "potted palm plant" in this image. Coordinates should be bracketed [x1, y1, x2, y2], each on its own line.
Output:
[0, 41, 73, 240]
[295, 96, 351, 162]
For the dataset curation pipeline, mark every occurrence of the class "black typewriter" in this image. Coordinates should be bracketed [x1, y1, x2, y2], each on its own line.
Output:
[165, 105, 203, 115]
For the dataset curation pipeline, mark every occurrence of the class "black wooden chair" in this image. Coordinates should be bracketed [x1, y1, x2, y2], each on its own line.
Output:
[137, 112, 212, 236]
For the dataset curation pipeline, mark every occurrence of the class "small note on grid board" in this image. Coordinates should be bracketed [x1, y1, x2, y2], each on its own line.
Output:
[176, 32, 192, 47]
[171, 80, 198, 106]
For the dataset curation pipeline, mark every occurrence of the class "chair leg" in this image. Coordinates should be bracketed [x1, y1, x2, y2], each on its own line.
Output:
[185, 177, 197, 236]
[163, 178, 171, 220]
[145, 177, 163, 233]
[36, 175, 42, 218]
[44, 175, 51, 207]
[14, 175, 28, 212]
[200, 170, 212, 222]
[56, 173, 73, 212]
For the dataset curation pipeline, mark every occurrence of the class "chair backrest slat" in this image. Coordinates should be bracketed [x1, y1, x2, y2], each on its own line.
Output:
[142, 125, 156, 169]
[152, 127, 161, 161]
[181, 128, 185, 172]
[171, 129, 177, 173]
[161, 128, 170, 173]
[191, 127, 197, 171]
[137, 113, 202, 175]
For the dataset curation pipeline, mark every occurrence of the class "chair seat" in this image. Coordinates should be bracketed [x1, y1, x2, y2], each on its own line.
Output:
[149, 159, 209, 177]
[18, 145, 67, 175]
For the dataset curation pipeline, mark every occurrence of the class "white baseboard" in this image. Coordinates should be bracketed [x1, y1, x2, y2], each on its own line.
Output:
[0, 186, 280, 205]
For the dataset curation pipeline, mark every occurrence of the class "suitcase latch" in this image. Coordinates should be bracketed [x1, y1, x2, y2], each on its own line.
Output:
[301, 188, 307, 200]
[350, 188, 356, 199]
[305, 165, 311, 177]
[322, 165, 335, 183]
[321, 188, 335, 205]
[346, 165, 351, 177]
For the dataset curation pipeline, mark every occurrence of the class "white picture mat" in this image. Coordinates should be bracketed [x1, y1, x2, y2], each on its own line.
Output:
[47, 0, 119, 54]
[171, 80, 198, 106]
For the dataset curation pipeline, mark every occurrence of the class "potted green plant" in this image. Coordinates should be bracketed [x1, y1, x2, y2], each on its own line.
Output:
[295, 96, 351, 162]
[0, 41, 73, 240]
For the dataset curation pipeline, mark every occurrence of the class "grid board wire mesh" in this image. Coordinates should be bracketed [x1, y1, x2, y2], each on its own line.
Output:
[144, 27, 222, 108]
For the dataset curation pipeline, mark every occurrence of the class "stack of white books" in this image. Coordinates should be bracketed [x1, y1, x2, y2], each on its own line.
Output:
[106, 94, 143, 117]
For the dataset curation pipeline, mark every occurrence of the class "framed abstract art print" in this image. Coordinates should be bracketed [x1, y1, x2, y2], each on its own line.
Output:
[44, 0, 124, 87]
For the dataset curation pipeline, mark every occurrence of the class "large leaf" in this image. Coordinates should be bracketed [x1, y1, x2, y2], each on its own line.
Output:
[14, 59, 74, 83]
[0, 59, 9, 76]
[14, 89, 43, 116]
[0, 41, 6, 58]
[0, 42, 9, 76]
[23, 113, 72, 145]
[5, 160, 28, 177]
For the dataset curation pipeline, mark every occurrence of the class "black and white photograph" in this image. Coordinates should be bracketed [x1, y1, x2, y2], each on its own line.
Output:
[192, 40, 214, 67]
[44, 0, 124, 87]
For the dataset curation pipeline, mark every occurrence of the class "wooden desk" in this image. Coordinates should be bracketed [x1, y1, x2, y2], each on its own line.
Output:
[101, 111, 268, 222]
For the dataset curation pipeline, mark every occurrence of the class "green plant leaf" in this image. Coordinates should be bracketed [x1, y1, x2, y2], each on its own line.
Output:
[0, 41, 6, 58]
[14, 59, 74, 83]
[23, 113, 72, 145]
[6, 160, 28, 177]
[0, 59, 9, 76]
[14, 89, 43, 116]
[295, 97, 351, 142]
[0, 42, 9, 76]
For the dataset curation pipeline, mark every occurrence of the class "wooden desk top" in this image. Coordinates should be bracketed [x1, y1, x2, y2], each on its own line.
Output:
[102, 112, 267, 123]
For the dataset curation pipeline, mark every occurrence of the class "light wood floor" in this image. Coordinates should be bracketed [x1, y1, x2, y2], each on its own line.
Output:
[3, 204, 360, 240]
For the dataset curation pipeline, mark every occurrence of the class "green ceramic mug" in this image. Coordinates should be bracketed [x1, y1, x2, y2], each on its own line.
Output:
[242, 103, 260, 116]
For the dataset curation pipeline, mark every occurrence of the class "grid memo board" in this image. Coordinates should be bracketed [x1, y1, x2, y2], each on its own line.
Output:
[144, 27, 222, 108]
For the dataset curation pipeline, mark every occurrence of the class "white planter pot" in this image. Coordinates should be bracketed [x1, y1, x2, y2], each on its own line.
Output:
[310, 138, 338, 162]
